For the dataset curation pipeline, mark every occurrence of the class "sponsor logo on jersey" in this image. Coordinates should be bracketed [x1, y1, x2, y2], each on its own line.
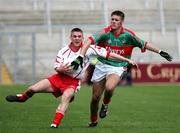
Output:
[106, 47, 125, 55]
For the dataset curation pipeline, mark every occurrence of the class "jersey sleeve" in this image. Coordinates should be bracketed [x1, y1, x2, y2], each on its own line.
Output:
[54, 50, 64, 69]
[86, 45, 110, 59]
[89, 30, 107, 44]
[89, 26, 112, 44]
[130, 35, 147, 53]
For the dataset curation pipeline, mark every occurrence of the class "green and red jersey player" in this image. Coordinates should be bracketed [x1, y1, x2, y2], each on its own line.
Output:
[89, 25, 147, 67]
[71, 10, 172, 127]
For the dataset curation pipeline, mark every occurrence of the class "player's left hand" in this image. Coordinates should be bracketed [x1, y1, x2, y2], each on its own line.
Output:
[71, 55, 83, 70]
[159, 51, 173, 61]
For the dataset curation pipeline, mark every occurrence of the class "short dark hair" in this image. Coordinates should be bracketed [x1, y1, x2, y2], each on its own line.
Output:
[111, 10, 125, 20]
[71, 28, 83, 33]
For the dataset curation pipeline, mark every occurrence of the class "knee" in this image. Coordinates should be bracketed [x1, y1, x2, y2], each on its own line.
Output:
[62, 93, 73, 102]
[65, 94, 74, 102]
[105, 84, 115, 92]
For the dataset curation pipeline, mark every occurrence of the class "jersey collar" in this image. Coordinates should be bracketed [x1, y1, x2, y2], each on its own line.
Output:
[68, 42, 82, 52]
[112, 26, 124, 38]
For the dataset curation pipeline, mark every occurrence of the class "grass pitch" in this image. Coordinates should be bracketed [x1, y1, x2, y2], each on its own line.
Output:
[0, 84, 180, 133]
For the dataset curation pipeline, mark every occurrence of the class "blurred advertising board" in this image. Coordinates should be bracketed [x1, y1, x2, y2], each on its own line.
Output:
[132, 63, 180, 83]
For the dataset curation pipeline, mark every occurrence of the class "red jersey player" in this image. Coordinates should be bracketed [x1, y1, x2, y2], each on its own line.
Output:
[5, 28, 138, 128]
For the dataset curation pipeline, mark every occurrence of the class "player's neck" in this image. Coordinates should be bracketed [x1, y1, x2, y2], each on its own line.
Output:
[69, 43, 81, 52]
[112, 26, 124, 37]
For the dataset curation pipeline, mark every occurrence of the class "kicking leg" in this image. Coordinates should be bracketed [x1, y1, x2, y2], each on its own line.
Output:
[6, 79, 53, 102]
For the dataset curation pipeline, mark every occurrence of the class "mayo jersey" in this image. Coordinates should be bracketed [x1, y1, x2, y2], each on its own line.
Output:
[54, 44, 109, 79]
[89, 25, 147, 67]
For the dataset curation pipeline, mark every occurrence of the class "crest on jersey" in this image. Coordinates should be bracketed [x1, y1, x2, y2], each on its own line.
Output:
[107, 39, 111, 44]
[121, 39, 126, 44]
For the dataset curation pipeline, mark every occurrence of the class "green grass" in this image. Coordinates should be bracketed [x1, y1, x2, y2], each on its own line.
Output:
[0, 84, 180, 133]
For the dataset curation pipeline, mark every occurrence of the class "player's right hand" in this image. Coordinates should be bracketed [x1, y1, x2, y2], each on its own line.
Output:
[56, 63, 72, 73]
[128, 60, 138, 69]
[71, 55, 83, 70]
[159, 51, 173, 61]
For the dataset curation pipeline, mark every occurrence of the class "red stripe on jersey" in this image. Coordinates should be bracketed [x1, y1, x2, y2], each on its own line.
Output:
[62, 48, 69, 55]
[103, 25, 112, 33]
[89, 46, 100, 56]
[124, 28, 136, 36]
[141, 42, 147, 53]
[61, 46, 72, 58]
[68, 50, 71, 57]
[55, 57, 60, 63]
[106, 52, 110, 59]
[89, 36, 95, 44]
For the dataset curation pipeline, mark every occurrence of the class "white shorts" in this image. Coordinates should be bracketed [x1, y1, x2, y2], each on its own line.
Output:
[91, 61, 126, 82]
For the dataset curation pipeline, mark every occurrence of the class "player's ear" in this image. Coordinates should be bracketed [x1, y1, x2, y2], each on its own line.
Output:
[70, 34, 73, 41]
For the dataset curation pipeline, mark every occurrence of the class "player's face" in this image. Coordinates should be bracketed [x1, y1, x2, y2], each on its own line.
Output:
[71, 31, 83, 47]
[111, 15, 123, 30]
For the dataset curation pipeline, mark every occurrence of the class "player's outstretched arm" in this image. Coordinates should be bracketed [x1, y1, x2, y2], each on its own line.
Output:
[71, 38, 92, 70]
[109, 53, 138, 69]
[145, 42, 173, 62]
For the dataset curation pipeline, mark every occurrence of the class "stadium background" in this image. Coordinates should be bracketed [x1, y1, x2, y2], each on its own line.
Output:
[0, 0, 179, 84]
[0, 1, 180, 133]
